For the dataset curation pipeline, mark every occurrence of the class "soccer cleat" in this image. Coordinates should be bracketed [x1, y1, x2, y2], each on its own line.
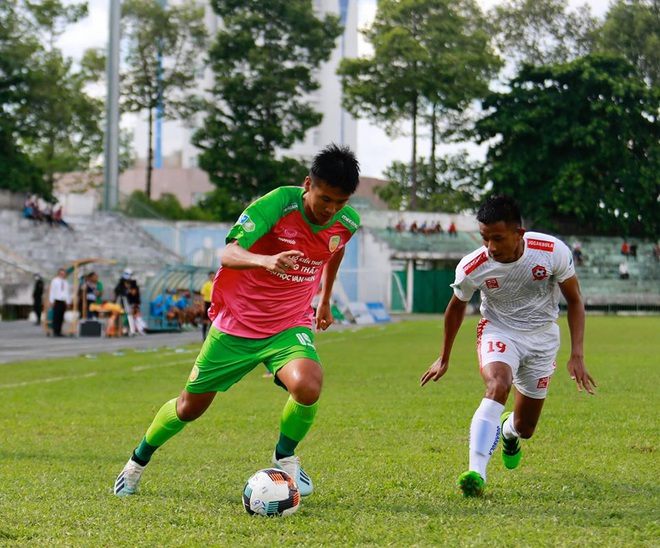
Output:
[272, 452, 314, 497]
[458, 470, 485, 497]
[114, 457, 146, 496]
[500, 411, 522, 470]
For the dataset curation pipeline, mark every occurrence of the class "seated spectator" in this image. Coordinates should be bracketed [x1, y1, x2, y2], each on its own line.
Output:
[132, 304, 147, 335]
[621, 241, 629, 258]
[619, 262, 630, 280]
[572, 243, 584, 267]
[448, 221, 457, 237]
[52, 205, 73, 230]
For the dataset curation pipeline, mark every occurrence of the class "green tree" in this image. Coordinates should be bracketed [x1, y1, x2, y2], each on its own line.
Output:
[0, 0, 44, 192]
[193, 0, 342, 207]
[597, 0, 660, 88]
[488, 0, 600, 68]
[378, 151, 483, 212]
[121, 0, 208, 199]
[338, 0, 500, 209]
[476, 54, 660, 237]
[10, 0, 104, 197]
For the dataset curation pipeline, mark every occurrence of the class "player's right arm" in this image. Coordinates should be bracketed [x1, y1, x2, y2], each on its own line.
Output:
[221, 240, 304, 274]
[420, 295, 468, 386]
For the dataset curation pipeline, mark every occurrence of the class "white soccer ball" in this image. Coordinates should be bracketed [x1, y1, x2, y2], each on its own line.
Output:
[242, 468, 300, 517]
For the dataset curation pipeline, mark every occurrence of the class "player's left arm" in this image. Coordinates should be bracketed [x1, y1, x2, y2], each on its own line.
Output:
[559, 275, 597, 394]
[315, 247, 345, 331]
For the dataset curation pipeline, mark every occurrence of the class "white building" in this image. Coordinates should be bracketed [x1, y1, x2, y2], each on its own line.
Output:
[130, 0, 358, 171]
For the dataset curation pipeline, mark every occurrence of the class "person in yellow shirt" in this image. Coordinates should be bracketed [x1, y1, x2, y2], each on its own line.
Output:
[200, 271, 215, 340]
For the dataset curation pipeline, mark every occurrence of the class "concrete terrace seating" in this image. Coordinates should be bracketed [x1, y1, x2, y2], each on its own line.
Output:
[374, 229, 478, 258]
[566, 236, 660, 307]
[0, 209, 183, 306]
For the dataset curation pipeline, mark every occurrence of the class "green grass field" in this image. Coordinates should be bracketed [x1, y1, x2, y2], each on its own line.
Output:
[1, 315, 658, 547]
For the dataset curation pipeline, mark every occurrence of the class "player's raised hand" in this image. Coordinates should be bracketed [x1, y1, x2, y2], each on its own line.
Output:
[420, 357, 449, 387]
[263, 250, 305, 274]
[567, 356, 597, 395]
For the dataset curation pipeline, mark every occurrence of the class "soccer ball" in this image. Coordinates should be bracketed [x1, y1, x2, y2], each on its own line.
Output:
[242, 468, 300, 517]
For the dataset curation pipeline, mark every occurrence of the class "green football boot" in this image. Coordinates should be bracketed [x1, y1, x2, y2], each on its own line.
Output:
[500, 411, 522, 470]
[458, 470, 485, 497]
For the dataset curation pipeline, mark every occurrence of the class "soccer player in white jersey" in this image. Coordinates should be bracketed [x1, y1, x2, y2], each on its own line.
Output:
[420, 194, 596, 497]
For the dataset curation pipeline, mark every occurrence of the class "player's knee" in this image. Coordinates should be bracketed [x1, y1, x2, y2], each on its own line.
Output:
[176, 392, 214, 421]
[286, 370, 322, 405]
[484, 379, 511, 402]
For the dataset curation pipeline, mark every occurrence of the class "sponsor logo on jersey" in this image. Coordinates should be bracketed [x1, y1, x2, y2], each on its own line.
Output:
[527, 238, 555, 251]
[341, 214, 358, 229]
[485, 278, 499, 289]
[284, 229, 298, 238]
[278, 237, 296, 245]
[464, 252, 488, 274]
[532, 265, 548, 281]
[283, 203, 299, 214]
[329, 235, 341, 252]
[537, 376, 550, 389]
[238, 214, 255, 232]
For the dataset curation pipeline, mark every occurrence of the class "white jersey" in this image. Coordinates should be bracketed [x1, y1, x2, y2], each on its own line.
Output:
[452, 232, 575, 331]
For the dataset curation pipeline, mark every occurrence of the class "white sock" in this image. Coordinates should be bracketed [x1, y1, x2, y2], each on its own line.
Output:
[502, 413, 520, 440]
[468, 398, 505, 482]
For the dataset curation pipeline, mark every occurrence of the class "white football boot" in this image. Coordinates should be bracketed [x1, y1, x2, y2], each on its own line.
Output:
[114, 458, 146, 496]
[272, 452, 314, 497]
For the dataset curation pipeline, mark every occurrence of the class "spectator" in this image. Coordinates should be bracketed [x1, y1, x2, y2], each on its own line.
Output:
[32, 273, 44, 325]
[448, 221, 457, 237]
[52, 205, 73, 230]
[654, 243, 660, 262]
[621, 241, 629, 259]
[619, 262, 630, 280]
[80, 272, 101, 319]
[409, 221, 419, 234]
[629, 242, 637, 261]
[200, 271, 214, 340]
[572, 241, 584, 266]
[115, 269, 141, 335]
[48, 268, 71, 337]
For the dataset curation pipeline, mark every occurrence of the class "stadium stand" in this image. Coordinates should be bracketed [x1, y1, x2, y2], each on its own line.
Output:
[0, 209, 182, 316]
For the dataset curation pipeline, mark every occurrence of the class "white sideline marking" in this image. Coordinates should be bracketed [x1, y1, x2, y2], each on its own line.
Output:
[1, 331, 385, 389]
[0, 359, 191, 389]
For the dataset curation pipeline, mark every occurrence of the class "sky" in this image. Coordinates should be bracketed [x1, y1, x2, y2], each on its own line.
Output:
[57, 0, 613, 179]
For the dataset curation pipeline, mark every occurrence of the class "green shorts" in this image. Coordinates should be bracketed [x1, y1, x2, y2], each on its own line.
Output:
[186, 326, 320, 393]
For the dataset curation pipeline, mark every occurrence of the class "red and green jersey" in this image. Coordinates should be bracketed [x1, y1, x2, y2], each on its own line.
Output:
[209, 186, 360, 338]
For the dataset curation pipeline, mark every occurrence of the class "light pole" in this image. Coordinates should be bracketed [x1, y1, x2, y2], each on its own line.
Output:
[103, 0, 120, 211]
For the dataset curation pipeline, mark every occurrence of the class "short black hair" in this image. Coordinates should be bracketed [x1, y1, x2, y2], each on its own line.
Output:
[476, 194, 522, 226]
[310, 143, 360, 195]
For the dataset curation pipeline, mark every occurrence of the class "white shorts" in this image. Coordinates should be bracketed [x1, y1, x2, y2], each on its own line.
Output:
[476, 318, 559, 399]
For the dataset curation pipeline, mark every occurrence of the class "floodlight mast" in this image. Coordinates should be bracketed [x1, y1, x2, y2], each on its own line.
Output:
[103, 0, 120, 211]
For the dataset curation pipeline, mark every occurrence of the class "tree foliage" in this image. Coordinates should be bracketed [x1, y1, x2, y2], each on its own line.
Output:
[338, 0, 500, 208]
[597, 0, 660, 88]
[476, 54, 660, 237]
[192, 0, 341, 209]
[378, 151, 483, 213]
[0, 0, 102, 197]
[121, 0, 209, 199]
[488, 0, 600, 68]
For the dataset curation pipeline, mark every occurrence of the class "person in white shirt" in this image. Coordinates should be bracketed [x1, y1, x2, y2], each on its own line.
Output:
[48, 268, 71, 337]
[420, 194, 596, 497]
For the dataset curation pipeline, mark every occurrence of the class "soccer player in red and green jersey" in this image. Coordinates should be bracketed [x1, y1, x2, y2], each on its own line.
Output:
[114, 143, 361, 497]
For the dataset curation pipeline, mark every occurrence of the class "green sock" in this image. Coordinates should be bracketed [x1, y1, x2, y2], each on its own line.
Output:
[134, 398, 187, 463]
[277, 396, 318, 457]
